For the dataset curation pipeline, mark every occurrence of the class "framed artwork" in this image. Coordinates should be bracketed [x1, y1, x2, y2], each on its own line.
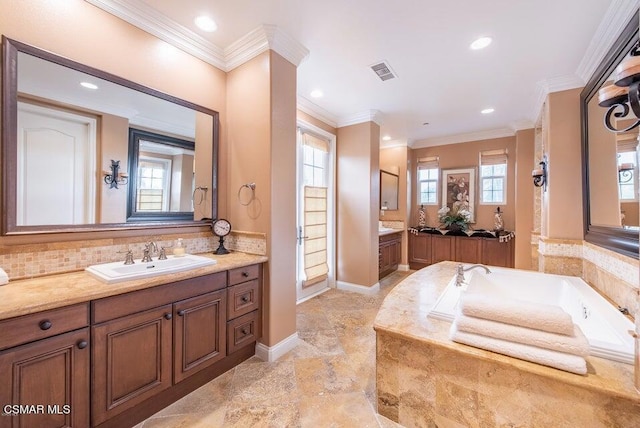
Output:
[442, 168, 476, 222]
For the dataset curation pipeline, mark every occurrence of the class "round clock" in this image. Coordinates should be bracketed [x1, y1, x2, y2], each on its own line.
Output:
[211, 219, 231, 255]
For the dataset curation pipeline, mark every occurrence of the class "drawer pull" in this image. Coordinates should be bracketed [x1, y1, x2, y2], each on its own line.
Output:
[164, 313, 173, 320]
[177, 310, 186, 316]
[39, 320, 52, 330]
[241, 271, 249, 278]
[77, 340, 88, 349]
[241, 295, 249, 303]
[241, 327, 249, 335]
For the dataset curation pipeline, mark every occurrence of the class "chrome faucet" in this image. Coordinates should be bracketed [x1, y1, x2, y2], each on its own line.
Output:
[141, 242, 158, 263]
[455, 263, 491, 287]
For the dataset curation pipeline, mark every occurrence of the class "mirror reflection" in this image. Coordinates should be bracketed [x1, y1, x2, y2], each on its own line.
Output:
[3, 37, 217, 233]
[380, 170, 399, 211]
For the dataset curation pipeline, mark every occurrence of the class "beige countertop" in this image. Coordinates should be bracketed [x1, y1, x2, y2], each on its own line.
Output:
[374, 261, 640, 402]
[378, 229, 403, 237]
[0, 251, 267, 321]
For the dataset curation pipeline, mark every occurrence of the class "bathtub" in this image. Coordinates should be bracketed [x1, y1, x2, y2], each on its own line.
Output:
[429, 265, 636, 364]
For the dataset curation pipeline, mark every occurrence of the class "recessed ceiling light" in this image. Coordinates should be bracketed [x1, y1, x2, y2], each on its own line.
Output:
[80, 82, 98, 90]
[195, 15, 217, 32]
[470, 37, 492, 50]
[382, 135, 392, 141]
[481, 108, 495, 114]
[310, 89, 323, 98]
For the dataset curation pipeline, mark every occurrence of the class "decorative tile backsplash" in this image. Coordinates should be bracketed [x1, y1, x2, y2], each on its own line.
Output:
[0, 230, 266, 281]
[381, 220, 405, 230]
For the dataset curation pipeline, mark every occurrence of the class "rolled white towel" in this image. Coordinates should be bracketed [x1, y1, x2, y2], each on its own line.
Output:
[449, 325, 587, 375]
[459, 292, 574, 336]
[455, 313, 589, 357]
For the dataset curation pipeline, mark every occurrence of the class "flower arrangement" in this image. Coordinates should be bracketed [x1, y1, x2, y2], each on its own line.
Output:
[438, 205, 472, 231]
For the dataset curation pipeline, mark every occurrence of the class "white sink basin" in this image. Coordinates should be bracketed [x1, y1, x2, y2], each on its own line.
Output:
[86, 254, 217, 284]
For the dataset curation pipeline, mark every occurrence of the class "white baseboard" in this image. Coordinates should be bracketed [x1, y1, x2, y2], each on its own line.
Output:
[336, 280, 380, 295]
[398, 264, 410, 271]
[255, 332, 299, 362]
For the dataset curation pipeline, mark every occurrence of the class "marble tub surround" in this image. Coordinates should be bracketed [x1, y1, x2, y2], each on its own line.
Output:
[0, 251, 267, 321]
[0, 230, 266, 280]
[374, 262, 640, 427]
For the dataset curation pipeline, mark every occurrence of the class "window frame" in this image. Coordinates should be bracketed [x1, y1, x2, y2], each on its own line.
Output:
[617, 151, 638, 202]
[417, 166, 439, 206]
[479, 163, 507, 205]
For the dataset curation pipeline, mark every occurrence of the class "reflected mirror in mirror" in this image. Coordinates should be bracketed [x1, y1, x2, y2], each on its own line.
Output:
[2, 37, 218, 234]
[380, 170, 399, 211]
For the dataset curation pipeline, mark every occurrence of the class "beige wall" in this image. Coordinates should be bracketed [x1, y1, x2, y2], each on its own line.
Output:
[621, 201, 639, 226]
[380, 146, 409, 265]
[337, 122, 380, 287]
[515, 129, 535, 270]
[99, 113, 129, 223]
[545, 88, 584, 240]
[411, 136, 517, 231]
[296, 110, 336, 135]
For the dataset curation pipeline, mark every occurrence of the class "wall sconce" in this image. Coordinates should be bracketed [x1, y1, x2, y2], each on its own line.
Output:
[104, 160, 128, 189]
[598, 42, 640, 132]
[532, 156, 548, 191]
[618, 163, 634, 183]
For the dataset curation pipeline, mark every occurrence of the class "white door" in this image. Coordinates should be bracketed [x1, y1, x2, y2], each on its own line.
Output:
[17, 102, 97, 225]
[296, 123, 335, 302]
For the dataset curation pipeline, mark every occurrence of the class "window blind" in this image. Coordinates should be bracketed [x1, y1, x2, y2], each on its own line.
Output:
[480, 148, 508, 165]
[417, 156, 439, 169]
[303, 186, 328, 287]
[302, 132, 329, 152]
[617, 135, 638, 153]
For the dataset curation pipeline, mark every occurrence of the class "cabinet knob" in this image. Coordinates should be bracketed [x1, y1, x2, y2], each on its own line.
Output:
[39, 320, 52, 330]
[241, 328, 249, 335]
[164, 313, 173, 320]
[241, 271, 249, 278]
[177, 310, 186, 316]
[241, 295, 249, 303]
[77, 340, 88, 349]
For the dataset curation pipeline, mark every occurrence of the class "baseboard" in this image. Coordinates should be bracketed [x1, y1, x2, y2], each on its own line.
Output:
[398, 264, 410, 271]
[336, 280, 380, 295]
[297, 287, 330, 304]
[255, 332, 299, 362]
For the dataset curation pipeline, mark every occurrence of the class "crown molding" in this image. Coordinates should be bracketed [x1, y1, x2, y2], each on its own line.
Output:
[224, 25, 309, 71]
[337, 110, 384, 127]
[297, 96, 338, 128]
[510, 120, 535, 132]
[85, 1, 308, 72]
[411, 128, 515, 149]
[529, 74, 585, 124]
[380, 141, 409, 149]
[85, 0, 226, 69]
[576, 0, 640, 83]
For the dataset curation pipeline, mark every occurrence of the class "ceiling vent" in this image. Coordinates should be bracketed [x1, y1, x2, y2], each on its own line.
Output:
[370, 60, 397, 81]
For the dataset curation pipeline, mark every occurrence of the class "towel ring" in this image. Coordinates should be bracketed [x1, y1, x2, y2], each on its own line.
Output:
[192, 186, 208, 206]
[238, 183, 256, 206]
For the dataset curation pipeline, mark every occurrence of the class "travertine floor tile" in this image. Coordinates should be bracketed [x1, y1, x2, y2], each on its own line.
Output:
[298, 391, 381, 427]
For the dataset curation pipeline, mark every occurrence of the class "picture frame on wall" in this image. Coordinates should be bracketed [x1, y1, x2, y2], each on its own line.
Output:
[441, 168, 476, 222]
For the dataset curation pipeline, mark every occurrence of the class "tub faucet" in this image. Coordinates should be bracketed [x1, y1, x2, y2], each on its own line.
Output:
[455, 264, 491, 287]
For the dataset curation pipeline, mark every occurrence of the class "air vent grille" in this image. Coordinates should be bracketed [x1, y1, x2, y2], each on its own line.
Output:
[370, 61, 397, 81]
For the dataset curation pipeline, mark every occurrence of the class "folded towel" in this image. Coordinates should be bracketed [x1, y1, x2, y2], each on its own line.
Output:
[455, 312, 589, 357]
[449, 326, 587, 375]
[459, 292, 574, 336]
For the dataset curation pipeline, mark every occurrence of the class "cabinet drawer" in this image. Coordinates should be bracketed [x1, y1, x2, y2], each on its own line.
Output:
[227, 279, 260, 320]
[227, 311, 260, 354]
[0, 304, 89, 351]
[228, 264, 260, 286]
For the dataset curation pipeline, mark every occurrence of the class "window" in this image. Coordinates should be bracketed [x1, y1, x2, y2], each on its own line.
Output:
[618, 151, 637, 201]
[479, 149, 507, 204]
[137, 158, 170, 211]
[302, 144, 328, 187]
[417, 156, 439, 205]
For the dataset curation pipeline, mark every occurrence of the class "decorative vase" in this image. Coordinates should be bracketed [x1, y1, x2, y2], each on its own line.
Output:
[418, 205, 426, 227]
[446, 223, 463, 232]
[494, 207, 504, 232]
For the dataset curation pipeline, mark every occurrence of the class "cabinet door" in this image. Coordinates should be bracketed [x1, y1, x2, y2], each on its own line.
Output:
[482, 238, 514, 267]
[409, 233, 431, 268]
[391, 239, 401, 266]
[431, 235, 455, 264]
[174, 290, 226, 383]
[0, 328, 90, 428]
[92, 305, 173, 426]
[455, 236, 482, 263]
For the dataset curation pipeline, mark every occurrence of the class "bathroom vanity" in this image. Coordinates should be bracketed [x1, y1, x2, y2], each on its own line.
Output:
[0, 252, 265, 428]
[379, 231, 402, 279]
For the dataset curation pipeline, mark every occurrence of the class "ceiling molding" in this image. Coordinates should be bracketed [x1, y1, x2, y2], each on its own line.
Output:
[380, 141, 409, 149]
[85, 0, 226, 69]
[297, 96, 338, 128]
[529, 74, 585, 124]
[337, 110, 384, 127]
[85, 1, 308, 72]
[576, 0, 640, 83]
[411, 128, 515, 149]
[510, 120, 535, 132]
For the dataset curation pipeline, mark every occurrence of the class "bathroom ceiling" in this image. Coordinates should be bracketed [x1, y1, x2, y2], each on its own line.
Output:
[106, 0, 619, 146]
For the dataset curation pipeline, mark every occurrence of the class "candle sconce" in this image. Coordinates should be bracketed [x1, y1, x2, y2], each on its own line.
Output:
[532, 156, 548, 191]
[618, 163, 634, 183]
[104, 160, 128, 189]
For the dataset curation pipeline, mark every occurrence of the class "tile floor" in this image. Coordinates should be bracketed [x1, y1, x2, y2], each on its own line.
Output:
[137, 270, 411, 427]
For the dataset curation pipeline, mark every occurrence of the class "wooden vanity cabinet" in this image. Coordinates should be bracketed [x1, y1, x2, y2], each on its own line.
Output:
[227, 265, 262, 354]
[0, 304, 90, 428]
[379, 232, 402, 279]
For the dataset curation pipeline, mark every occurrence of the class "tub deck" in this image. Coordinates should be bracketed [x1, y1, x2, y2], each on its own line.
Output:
[374, 261, 640, 427]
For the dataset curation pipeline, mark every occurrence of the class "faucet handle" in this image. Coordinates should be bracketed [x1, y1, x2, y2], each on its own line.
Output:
[158, 247, 168, 260]
[118, 249, 135, 265]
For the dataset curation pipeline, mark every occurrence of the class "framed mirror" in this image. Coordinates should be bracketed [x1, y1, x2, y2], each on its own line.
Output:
[581, 13, 639, 259]
[380, 170, 399, 211]
[1, 37, 219, 234]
